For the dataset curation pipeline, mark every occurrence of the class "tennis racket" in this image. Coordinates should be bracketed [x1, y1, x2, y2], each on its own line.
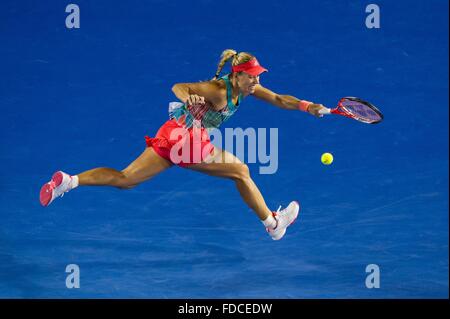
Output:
[318, 97, 383, 124]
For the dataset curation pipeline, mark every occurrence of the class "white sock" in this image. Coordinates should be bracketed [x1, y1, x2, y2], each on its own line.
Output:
[70, 175, 79, 190]
[262, 214, 277, 229]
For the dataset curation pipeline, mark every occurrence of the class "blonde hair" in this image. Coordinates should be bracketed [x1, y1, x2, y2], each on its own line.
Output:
[212, 49, 255, 80]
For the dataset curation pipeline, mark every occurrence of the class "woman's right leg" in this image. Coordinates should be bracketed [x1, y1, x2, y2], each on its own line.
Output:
[186, 147, 272, 220]
[40, 147, 172, 206]
[78, 147, 173, 189]
[185, 146, 300, 240]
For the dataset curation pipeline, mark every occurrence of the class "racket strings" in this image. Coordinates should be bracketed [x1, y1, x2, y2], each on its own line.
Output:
[341, 100, 382, 122]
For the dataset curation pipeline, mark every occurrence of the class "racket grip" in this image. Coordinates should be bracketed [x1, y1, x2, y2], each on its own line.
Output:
[318, 108, 331, 115]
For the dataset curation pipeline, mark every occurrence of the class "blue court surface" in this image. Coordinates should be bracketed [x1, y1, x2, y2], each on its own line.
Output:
[0, 0, 448, 298]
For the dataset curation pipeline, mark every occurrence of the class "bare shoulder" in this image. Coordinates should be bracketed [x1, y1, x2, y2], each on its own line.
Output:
[178, 79, 225, 109]
[188, 79, 225, 93]
[203, 78, 226, 92]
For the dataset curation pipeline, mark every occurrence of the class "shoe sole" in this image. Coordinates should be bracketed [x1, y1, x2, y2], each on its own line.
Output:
[39, 171, 64, 207]
[291, 200, 300, 225]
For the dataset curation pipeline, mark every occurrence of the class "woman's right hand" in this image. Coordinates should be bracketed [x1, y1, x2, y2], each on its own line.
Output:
[186, 94, 206, 107]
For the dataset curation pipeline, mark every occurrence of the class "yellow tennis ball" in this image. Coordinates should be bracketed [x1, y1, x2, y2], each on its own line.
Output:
[321, 152, 333, 165]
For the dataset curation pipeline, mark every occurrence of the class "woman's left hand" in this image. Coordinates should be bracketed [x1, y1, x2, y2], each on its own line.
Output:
[307, 103, 327, 118]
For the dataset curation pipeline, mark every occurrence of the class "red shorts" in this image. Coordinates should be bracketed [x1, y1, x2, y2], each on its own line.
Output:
[145, 119, 214, 167]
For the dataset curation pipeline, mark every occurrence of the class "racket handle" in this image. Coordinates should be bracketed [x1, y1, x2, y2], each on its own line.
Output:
[318, 108, 331, 115]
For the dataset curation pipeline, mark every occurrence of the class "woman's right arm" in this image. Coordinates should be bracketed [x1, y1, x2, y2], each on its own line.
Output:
[171, 83, 192, 103]
[172, 81, 224, 108]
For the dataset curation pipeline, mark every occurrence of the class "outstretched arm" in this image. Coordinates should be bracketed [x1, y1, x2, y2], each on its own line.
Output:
[252, 84, 326, 117]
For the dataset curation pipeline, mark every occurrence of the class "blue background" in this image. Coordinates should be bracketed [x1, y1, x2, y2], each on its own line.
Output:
[0, 0, 448, 298]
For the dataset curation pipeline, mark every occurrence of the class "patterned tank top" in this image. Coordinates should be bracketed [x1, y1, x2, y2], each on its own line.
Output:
[169, 74, 243, 129]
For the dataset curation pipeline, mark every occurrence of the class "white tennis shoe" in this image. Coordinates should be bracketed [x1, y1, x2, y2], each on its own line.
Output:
[39, 171, 74, 207]
[267, 201, 300, 240]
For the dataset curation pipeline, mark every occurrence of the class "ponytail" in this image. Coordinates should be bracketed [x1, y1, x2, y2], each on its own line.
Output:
[212, 49, 237, 80]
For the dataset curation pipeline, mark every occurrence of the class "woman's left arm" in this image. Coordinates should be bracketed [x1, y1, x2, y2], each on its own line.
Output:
[252, 84, 326, 117]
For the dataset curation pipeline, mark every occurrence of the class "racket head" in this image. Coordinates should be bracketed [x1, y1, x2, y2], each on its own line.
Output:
[336, 97, 383, 124]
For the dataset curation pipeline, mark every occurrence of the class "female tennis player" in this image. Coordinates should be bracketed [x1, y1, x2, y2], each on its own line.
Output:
[39, 49, 327, 240]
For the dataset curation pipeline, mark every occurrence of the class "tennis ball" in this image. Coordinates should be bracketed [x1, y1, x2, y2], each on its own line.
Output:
[321, 152, 333, 165]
